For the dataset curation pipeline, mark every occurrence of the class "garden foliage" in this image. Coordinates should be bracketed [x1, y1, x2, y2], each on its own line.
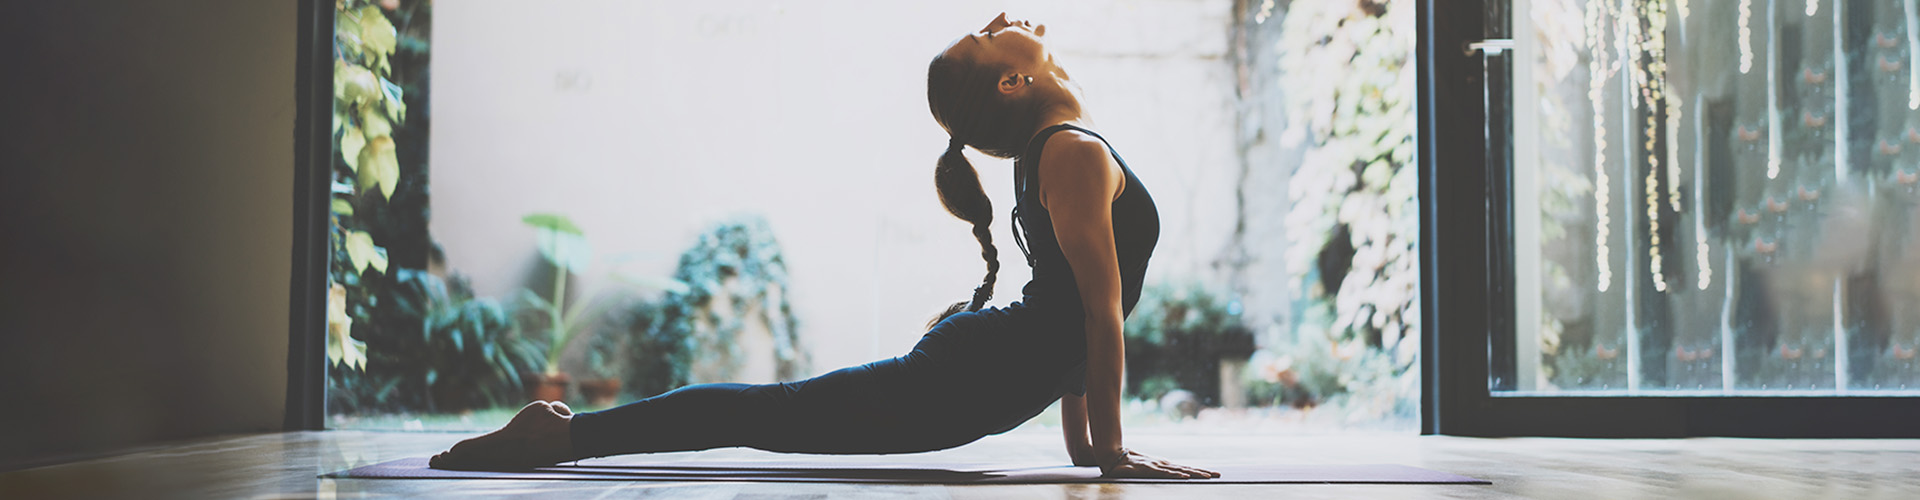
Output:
[1122, 284, 1255, 405]
[327, 0, 415, 372]
[1272, 0, 1420, 410]
[327, 0, 538, 416]
[328, 270, 543, 414]
[602, 216, 806, 400]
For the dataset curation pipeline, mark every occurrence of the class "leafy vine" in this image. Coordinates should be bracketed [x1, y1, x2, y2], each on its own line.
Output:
[327, 0, 410, 370]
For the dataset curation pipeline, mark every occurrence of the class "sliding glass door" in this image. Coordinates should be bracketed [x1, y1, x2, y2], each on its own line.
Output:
[1423, 0, 1920, 436]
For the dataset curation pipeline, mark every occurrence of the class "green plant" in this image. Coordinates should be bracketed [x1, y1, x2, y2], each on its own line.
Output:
[326, 0, 416, 372]
[597, 216, 805, 399]
[327, 269, 543, 414]
[1122, 283, 1255, 405]
[659, 216, 808, 382]
[333, 2, 406, 202]
[617, 300, 695, 399]
[518, 212, 625, 377]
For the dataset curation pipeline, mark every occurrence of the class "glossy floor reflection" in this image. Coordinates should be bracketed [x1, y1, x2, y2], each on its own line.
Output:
[2, 430, 1918, 499]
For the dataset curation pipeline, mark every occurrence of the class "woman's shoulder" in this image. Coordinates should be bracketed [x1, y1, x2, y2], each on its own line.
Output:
[1036, 129, 1122, 201]
[1040, 128, 1108, 158]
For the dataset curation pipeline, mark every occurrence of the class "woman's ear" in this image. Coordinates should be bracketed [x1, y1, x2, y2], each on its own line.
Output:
[998, 72, 1025, 95]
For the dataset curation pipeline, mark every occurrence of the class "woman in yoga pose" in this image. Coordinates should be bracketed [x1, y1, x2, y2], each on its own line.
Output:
[430, 13, 1217, 479]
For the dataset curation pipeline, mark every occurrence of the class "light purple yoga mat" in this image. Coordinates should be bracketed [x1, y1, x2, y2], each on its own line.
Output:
[325, 457, 1487, 484]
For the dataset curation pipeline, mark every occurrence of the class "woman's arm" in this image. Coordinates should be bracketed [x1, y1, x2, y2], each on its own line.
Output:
[1038, 131, 1217, 479]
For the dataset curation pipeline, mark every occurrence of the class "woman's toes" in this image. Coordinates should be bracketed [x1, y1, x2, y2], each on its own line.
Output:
[429, 450, 464, 470]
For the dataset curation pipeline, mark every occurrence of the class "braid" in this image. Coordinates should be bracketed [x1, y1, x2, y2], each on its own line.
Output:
[929, 141, 1001, 328]
[968, 220, 999, 310]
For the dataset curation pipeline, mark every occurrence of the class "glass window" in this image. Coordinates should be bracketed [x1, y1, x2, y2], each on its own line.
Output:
[1507, 0, 1920, 395]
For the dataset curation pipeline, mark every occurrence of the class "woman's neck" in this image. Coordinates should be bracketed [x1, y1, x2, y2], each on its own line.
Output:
[1031, 81, 1089, 137]
[1033, 109, 1084, 137]
[1028, 56, 1091, 137]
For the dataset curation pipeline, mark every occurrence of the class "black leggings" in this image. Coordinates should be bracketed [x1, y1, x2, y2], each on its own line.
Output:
[567, 307, 1080, 458]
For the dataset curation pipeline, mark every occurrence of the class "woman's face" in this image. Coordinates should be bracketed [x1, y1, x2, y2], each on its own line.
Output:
[941, 13, 1049, 71]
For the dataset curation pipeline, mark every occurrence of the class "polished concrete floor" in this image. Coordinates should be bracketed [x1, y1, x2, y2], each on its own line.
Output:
[2, 430, 1918, 499]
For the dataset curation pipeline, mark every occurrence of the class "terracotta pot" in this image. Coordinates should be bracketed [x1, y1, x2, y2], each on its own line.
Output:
[579, 378, 623, 407]
[529, 372, 570, 402]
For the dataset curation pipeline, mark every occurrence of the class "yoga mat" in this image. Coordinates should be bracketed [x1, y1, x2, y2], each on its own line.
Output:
[326, 457, 1488, 485]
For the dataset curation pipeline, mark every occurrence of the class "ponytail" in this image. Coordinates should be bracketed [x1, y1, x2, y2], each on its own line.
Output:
[924, 49, 1042, 328]
[929, 140, 1000, 328]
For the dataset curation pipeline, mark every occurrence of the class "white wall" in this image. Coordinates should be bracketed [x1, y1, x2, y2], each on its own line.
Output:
[430, 0, 1240, 375]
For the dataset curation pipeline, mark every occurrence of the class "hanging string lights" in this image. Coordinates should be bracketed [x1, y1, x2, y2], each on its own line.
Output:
[1632, 0, 1671, 292]
[1590, 0, 1618, 292]
[1740, 0, 1755, 74]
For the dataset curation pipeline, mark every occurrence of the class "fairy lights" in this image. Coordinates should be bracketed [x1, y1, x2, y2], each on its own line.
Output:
[1625, 4, 1644, 111]
[1590, 0, 1615, 292]
[1646, 154, 1667, 292]
[1739, 0, 1754, 73]
[1807, 0, 1819, 16]
[1668, 95, 1684, 213]
[1639, 0, 1669, 292]
[1650, 3, 1680, 214]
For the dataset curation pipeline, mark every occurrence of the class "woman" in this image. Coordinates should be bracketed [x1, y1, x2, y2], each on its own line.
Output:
[430, 13, 1217, 480]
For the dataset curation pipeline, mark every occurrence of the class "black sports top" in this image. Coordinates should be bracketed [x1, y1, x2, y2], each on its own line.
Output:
[1011, 123, 1161, 327]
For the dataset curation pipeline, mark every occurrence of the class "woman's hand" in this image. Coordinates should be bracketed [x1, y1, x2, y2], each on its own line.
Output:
[1060, 394, 1099, 466]
[1098, 448, 1220, 479]
[1068, 447, 1100, 467]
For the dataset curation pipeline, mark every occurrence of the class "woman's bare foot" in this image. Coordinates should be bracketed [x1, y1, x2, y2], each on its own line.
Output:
[428, 401, 580, 470]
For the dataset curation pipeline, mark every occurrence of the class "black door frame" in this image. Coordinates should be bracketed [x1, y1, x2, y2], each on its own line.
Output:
[1418, 0, 1920, 437]
[286, 0, 331, 432]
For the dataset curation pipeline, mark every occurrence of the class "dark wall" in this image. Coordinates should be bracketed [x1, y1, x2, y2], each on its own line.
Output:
[0, 1, 294, 468]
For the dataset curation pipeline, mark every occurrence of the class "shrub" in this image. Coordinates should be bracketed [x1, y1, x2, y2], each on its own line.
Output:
[615, 300, 695, 399]
[1122, 283, 1255, 404]
[609, 216, 805, 399]
[1244, 304, 1416, 422]
[328, 269, 543, 414]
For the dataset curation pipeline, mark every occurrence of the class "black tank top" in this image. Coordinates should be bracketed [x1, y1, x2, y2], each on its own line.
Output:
[1011, 124, 1160, 321]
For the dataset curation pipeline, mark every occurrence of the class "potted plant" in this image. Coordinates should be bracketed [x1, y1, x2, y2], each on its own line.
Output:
[520, 213, 609, 402]
[518, 212, 691, 403]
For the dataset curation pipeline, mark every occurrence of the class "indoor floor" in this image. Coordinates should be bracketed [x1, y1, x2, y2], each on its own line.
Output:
[2, 430, 1916, 499]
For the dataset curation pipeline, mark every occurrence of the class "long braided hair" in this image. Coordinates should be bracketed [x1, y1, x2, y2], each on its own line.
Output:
[925, 52, 1043, 328]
